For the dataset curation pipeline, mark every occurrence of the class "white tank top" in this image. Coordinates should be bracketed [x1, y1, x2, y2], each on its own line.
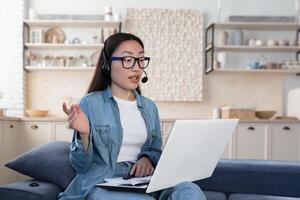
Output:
[114, 96, 148, 163]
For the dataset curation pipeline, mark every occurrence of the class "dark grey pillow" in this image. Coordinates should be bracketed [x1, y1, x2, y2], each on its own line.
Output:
[0, 179, 62, 200]
[5, 141, 75, 189]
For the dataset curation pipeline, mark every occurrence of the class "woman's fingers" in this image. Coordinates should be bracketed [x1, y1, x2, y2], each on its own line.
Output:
[68, 112, 78, 128]
[67, 110, 76, 121]
[63, 103, 80, 115]
[145, 165, 152, 176]
[62, 102, 70, 115]
[150, 166, 154, 175]
[134, 163, 142, 177]
[74, 104, 80, 111]
[130, 164, 137, 176]
[141, 164, 148, 177]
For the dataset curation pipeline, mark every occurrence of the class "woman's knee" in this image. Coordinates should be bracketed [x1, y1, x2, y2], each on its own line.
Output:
[173, 182, 206, 199]
[175, 182, 200, 191]
[87, 187, 155, 200]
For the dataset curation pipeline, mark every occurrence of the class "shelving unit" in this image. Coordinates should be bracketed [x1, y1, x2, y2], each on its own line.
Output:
[212, 22, 300, 30]
[24, 66, 96, 72]
[23, 19, 122, 72]
[213, 45, 300, 52]
[214, 68, 300, 74]
[24, 43, 104, 50]
[205, 22, 300, 74]
[24, 20, 121, 29]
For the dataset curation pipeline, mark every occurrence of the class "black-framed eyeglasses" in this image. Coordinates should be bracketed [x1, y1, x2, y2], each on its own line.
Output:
[111, 56, 150, 69]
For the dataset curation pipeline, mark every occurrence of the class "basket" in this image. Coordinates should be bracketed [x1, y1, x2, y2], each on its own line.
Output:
[221, 106, 255, 120]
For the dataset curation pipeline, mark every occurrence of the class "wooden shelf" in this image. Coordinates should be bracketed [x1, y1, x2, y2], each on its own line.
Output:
[24, 20, 121, 28]
[25, 43, 103, 50]
[212, 22, 300, 30]
[214, 68, 300, 74]
[215, 45, 300, 52]
[24, 66, 96, 72]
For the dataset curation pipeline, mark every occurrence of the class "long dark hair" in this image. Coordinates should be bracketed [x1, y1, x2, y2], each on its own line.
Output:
[87, 32, 144, 94]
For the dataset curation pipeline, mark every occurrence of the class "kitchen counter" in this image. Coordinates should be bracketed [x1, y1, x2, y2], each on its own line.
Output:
[161, 118, 300, 123]
[1, 116, 300, 123]
[239, 119, 300, 123]
[0, 116, 67, 122]
[0, 116, 21, 121]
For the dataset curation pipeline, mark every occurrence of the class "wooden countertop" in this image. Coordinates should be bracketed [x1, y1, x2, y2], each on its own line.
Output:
[160, 118, 300, 123]
[0, 116, 67, 122]
[0, 116, 299, 123]
[0, 116, 21, 121]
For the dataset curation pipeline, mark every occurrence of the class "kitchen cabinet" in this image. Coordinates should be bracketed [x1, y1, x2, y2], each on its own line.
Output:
[160, 120, 300, 161]
[1, 118, 300, 185]
[18, 122, 52, 153]
[221, 139, 233, 159]
[53, 122, 73, 142]
[270, 124, 300, 161]
[0, 121, 19, 184]
[161, 121, 174, 146]
[234, 123, 267, 159]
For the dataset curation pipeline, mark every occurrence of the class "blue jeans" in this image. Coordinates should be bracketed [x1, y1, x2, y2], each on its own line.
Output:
[87, 161, 206, 200]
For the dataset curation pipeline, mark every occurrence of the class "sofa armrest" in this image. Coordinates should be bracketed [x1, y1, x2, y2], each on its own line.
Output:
[195, 159, 300, 198]
[0, 179, 62, 200]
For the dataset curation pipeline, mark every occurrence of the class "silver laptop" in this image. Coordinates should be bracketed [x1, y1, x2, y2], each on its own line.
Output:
[97, 119, 239, 193]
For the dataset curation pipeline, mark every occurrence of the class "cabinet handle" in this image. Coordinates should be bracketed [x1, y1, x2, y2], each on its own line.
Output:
[247, 127, 255, 131]
[283, 126, 291, 131]
[66, 125, 72, 129]
[31, 125, 39, 129]
[10, 124, 14, 128]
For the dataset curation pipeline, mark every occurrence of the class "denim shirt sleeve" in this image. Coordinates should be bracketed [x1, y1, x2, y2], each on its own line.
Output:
[138, 104, 162, 167]
[69, 97, 94, 173]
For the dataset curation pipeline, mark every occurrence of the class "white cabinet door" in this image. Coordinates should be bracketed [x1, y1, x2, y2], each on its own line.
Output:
[221, 135, 234, 159]
[235, 123, 267, 159]
[0, 121, 20, 184]
[18, 122, 52, 153]
[53, 122, 73, 142]
[270, 124, 300, 161]
[161, 122, 174, 146]
[0, 121, 4, 184]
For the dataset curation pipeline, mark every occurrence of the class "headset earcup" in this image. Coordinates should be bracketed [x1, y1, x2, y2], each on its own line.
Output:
[102, 62, 110, 74]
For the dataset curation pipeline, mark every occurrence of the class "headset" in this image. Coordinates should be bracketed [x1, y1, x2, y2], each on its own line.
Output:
[101, 40, 111, 75]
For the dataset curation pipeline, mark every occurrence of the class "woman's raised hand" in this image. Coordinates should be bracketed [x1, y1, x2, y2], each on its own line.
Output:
[62, 103, 90, 138]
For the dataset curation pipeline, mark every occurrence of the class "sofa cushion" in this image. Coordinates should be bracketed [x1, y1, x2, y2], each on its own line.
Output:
[5, 141, 75, 189]
[229, 193, 300, 200]
[203, 190, 227, 200]
[0, 179, 62, 200]
[196, 159, 300, 198]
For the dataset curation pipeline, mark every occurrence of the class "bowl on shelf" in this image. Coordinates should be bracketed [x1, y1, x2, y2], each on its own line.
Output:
[25, 109, 49, 117]
[255, 110, 277, 119]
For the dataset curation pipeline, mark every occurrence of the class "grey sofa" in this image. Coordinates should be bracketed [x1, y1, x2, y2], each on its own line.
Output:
[0, 141, 300, 200]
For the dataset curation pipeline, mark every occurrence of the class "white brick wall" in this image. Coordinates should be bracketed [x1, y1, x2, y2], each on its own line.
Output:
[0, 0, 25, 116]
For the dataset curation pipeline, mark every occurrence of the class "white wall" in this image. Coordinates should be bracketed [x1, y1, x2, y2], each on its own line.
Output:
[0, 0, 25, 116]
[28, 0, 296, 24]
[25, 0, 300, 118]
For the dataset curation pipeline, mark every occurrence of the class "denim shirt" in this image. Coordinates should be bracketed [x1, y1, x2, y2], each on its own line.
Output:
[58, 87, 162, 200]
